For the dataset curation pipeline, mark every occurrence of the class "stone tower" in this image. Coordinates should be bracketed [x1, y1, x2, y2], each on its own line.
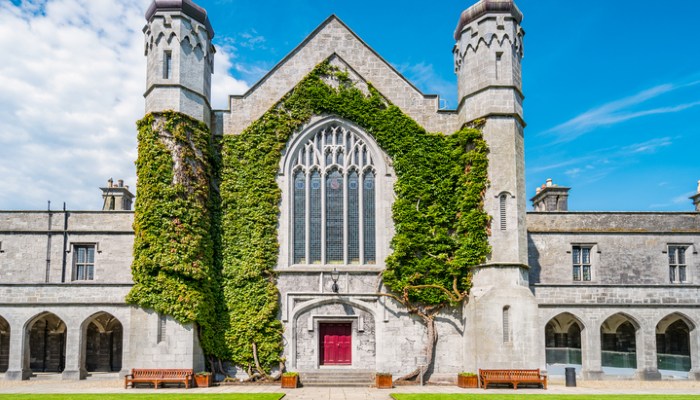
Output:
[454, 0, 541, 370]
[143, 0, 215, 126]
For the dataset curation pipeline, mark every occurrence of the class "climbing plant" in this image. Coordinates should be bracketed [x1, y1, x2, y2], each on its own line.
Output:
[127, 111, 227, 359]
[220, 60, 491, 378]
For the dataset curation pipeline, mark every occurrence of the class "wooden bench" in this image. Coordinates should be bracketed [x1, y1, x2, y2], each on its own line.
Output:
[124, 368, 193, 389]
[479, 369, 547, 389]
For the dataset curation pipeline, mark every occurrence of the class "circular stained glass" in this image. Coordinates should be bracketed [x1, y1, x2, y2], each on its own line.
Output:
[349, 181, 357, 190]
[364, 180, 374, 189]
[295, 180, 304, 189]
[330, 178, 341, 190]
[311, 180, 321, 190]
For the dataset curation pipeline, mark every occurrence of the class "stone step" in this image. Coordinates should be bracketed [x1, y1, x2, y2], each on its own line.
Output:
[31, 373, 63, 380]
[299, 370, 375, 387]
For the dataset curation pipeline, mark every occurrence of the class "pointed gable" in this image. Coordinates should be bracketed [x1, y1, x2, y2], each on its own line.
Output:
[214, 16, 458, 136]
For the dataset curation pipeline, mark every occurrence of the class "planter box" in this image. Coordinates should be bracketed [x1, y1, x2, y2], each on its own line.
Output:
[457, 374, 478, 388]
[375, 374, 392, 389]
[194, 374, 212, 388]
[281, 374, 299, 388]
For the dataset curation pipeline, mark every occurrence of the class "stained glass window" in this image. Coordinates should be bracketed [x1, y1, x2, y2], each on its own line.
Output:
[289, 124, 378, 266]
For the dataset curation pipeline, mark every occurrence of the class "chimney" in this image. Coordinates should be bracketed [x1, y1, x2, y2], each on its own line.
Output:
[531, 178, 570, 212]
[100, 178, 135, 211]
[691, 180, 700, 212]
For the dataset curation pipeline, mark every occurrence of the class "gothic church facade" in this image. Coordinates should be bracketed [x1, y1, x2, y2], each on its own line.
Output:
[0, 0, 699, 382]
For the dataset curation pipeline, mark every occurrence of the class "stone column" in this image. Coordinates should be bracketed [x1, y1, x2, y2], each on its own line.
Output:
[61, 325, 86, 380]
[4, 319, 30, 380]
[635, 325, 661, 380]
[581, 322, 603, 380]
[687, 324, 700, 380]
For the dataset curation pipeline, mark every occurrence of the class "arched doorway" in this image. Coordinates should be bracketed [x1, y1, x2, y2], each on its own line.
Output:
[0, 315, 9, 372]
[84, 313, 123, 372]
[601, 313, 638, 370]
[656, 314, 692, 372]
[28, 313, 66, 373]
[545, 313, 583, 367]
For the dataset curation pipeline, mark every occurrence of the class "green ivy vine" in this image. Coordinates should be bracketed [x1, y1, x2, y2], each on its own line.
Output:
[220, 60, 491, 375]
[129, 59, 490, 376]
[128, 111, 227, 359]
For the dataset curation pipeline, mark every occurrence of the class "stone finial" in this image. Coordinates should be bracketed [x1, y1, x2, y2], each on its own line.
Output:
[531, 179, 570, 212]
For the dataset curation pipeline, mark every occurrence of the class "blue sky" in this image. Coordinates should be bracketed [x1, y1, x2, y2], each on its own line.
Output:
[1, 0, 698, 211]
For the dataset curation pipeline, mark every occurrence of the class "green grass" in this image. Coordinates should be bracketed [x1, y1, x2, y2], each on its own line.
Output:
[391, 396, 700, 400]
[0, 395, 284, 400]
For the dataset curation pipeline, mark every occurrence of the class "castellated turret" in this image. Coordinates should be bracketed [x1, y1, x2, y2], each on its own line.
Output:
[454, 0, 526, 266]
[143, 0, 215, 126]
[456, 0, 540, 372]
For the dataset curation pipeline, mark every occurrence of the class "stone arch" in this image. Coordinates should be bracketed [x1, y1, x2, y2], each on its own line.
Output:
[289, 297, 378, 370]
[600, 312, 640, 370]
[0, 315, 9, 372]
[544, 312, 584, 366]
[656, 313, 694, 372]
[25, 312, 67, 373]
[81, 312, 123, 373]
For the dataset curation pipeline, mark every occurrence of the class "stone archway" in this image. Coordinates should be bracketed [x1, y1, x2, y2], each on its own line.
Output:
[601, 313, 639, 370]
[656, 314, 693, 372]
[0, 315, 9, 372]
[545, 312, 583, 366]
[83, 312, 123, 373]
[28, 313, 66, 373]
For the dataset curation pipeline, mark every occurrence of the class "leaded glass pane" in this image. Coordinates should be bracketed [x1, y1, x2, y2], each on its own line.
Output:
[678, 247, 686, 264]
[583, 265, 590, 281]
[309, 171, 322, 264]
[582, 248, 590, 264]
[293, 171, 306, 263]
[87, 247, 95, 263]
[572, 247, 580, 264]
[326, 170, 344, 263]
[573, 265, 580, 281]
[347, 171, 360, 263]
[669, 248, 676, 264]
[363, 171, 376, 264]
[679, 266, 686, 283]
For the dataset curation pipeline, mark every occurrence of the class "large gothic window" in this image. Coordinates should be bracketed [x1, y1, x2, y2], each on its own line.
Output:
[290, 124, 376, 265]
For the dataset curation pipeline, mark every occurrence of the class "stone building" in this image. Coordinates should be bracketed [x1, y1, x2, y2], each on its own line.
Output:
[0, 0, 698, 382]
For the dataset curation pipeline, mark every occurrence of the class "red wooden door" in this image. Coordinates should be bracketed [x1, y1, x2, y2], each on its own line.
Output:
[319, 323, 352, 365]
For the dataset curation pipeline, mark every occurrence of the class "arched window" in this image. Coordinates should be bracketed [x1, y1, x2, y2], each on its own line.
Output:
[290, 123, 377, 265]
[502, 306, 511, 343]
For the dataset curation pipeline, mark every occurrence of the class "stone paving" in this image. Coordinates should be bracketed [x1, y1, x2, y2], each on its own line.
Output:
[0, 376, 699, 399]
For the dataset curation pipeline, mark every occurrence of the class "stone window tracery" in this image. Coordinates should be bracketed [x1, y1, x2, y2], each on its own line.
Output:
[290, 123, 376, 266]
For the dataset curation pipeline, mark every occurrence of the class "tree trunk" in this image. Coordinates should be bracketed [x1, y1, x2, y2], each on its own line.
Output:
[395, 315, 438, 382]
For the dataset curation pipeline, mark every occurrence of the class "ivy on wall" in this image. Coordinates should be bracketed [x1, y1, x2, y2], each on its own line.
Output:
[220, 60, 490, 375]
[129, 59, 490, 376]
[127, 111, 227, 359]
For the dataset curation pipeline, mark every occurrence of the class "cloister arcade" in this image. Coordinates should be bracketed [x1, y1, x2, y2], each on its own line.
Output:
[0, 310, 125, 379]
[545, 311, 696, 377]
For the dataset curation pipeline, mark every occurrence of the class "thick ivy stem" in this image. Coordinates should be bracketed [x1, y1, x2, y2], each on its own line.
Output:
[395, 314, 437, 383]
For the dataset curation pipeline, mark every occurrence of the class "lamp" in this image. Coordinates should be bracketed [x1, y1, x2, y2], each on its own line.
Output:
[330, 268, 340, 293]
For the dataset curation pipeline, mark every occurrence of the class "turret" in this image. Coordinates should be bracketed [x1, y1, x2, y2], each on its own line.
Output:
[456, 0, 540, 373]
[454, 0, 526, 265]
[143, 0, 215, 126]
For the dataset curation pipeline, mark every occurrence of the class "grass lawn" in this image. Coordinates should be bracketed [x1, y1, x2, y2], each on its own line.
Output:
[0, 395, 284, 400]
[391, 396, 700, 400]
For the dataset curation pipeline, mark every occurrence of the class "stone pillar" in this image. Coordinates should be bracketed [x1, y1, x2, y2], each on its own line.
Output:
[581, 322, 603, 380]
[61, 325, 86, 380]
[687, 324, 700, 380]
[4, 319, 30, 380]
[635, 325, 661, 380]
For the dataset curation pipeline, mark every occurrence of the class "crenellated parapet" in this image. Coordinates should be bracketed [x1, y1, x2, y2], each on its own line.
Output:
[143, 12, 214, 68]
[453, 16, 524, 73]
[143, 0, 214, 126]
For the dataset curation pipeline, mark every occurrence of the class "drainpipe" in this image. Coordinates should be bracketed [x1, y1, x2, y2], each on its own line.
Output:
[45, 201, 52, 283]
[61, 203, 68, 283]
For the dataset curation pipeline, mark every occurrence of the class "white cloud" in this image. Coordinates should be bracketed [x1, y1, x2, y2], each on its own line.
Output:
[541, 80, 700, 142]
[0, 0, 247, 210]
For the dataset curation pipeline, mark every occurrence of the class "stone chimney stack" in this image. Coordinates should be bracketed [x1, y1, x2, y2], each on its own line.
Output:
[691, 180, 700, 212]
[531, 178, 570, 212]
[101, 178, 135, 211]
